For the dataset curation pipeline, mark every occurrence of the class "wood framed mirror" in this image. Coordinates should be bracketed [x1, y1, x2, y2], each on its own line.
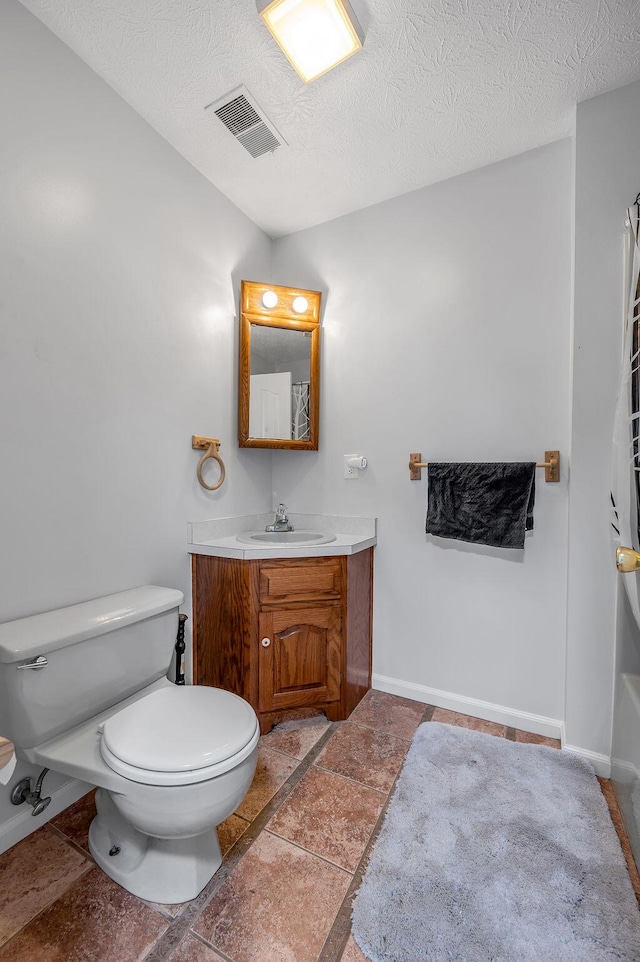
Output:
[238, 280, 322, 450]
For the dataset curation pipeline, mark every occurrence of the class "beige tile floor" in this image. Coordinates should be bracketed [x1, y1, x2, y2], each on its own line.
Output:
[0, 691, 637, 962]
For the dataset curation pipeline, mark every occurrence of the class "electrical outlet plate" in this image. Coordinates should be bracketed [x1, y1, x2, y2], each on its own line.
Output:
[344, 455, 359, 479]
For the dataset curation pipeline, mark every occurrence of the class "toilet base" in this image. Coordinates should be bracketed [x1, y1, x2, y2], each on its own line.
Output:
[88, 789, 222, 903]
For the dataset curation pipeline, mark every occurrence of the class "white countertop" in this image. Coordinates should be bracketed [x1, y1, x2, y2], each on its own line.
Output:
[188, 513, 377, 560]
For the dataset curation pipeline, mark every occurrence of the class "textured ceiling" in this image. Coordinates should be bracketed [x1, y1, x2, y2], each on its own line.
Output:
[17, 0, 640, 237]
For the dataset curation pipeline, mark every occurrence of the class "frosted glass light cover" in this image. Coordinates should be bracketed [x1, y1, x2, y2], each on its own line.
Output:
[292, 295, 309, 313]
[262, 290, 278, 308]
[258, 0, 363, 83]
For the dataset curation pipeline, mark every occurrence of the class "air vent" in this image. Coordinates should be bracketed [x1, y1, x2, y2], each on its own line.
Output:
[206, 86, 286, 159]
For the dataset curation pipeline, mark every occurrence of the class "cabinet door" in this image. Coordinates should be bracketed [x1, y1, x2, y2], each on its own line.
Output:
[258, 607, 342, 712]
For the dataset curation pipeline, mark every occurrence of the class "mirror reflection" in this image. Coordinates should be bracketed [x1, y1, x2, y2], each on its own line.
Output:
[249, 325, 312, 441]
[238, 280, 322, 450]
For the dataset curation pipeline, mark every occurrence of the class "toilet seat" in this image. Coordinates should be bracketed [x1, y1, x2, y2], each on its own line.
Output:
[99, 685, 259, 786]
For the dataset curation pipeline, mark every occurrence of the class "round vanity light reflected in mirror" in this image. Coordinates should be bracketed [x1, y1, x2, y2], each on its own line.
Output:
[292, 296, 308, 314]
[262, 290, 278, 309]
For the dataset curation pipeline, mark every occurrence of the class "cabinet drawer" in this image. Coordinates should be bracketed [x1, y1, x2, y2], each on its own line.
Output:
[258, 560, 342, 605]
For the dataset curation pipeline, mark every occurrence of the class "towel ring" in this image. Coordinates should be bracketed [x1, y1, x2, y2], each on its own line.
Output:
[192, 436, 226, 491]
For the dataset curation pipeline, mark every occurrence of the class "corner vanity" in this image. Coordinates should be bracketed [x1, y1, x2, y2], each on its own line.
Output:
[188, 515, 376, 734]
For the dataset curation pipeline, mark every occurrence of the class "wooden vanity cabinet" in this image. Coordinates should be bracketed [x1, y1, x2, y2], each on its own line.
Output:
[191, 549, 373, 734]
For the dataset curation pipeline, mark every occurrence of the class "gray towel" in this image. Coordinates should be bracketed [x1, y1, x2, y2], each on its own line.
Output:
[425, 462, 536, 549]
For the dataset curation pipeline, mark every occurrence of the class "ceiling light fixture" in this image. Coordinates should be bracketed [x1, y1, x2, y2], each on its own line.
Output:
[256, 0, 364, 84]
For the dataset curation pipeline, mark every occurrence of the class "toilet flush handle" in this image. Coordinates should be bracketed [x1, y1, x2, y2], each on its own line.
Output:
[16, 656, 48, 670]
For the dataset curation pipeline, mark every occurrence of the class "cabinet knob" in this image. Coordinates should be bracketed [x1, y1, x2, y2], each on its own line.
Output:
[261, 637, 271, 647]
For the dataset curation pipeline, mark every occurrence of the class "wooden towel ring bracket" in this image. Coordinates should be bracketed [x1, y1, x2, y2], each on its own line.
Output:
[192, 436, 226, 491]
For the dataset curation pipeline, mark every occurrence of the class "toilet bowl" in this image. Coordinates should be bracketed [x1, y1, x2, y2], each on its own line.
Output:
[0, 586, 259, 903]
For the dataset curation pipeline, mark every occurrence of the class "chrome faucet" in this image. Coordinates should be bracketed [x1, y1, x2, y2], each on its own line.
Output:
[265, 503, 294, 532]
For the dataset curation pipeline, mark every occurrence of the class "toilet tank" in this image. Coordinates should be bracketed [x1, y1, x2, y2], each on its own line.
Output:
[0, 585, 184, 749]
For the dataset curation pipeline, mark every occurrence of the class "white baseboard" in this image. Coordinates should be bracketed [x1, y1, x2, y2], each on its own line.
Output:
[373, 673, 563, 739]
[0, 777, 92, 855]
[562, 744, 611, 778]
[373, 674, 613, 777]
[610, 756, 639, 779]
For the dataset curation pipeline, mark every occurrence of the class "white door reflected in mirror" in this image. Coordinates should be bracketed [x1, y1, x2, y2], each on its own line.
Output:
[249, 372, 292, 439]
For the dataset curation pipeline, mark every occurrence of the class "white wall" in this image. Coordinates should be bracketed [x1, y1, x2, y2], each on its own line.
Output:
[272, 140, 573, 732]
[0, 1, 272, 846]
[566, 79, 640, 763]
[3, 0, 635, 853]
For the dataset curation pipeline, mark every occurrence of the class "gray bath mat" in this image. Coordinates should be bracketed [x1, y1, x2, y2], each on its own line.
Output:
[352, 722, 640, 962]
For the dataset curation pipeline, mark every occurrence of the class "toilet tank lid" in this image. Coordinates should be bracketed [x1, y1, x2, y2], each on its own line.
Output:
[0, 586, 184, 663]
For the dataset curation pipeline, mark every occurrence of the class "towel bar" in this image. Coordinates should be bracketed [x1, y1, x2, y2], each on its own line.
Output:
[409, 451, 560, 483]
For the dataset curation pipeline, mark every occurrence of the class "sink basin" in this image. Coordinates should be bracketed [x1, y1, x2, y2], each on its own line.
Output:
[236, 530, 337, 546]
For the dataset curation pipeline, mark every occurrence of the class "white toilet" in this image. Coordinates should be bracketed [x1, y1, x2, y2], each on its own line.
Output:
[0, 585, 259, 904]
